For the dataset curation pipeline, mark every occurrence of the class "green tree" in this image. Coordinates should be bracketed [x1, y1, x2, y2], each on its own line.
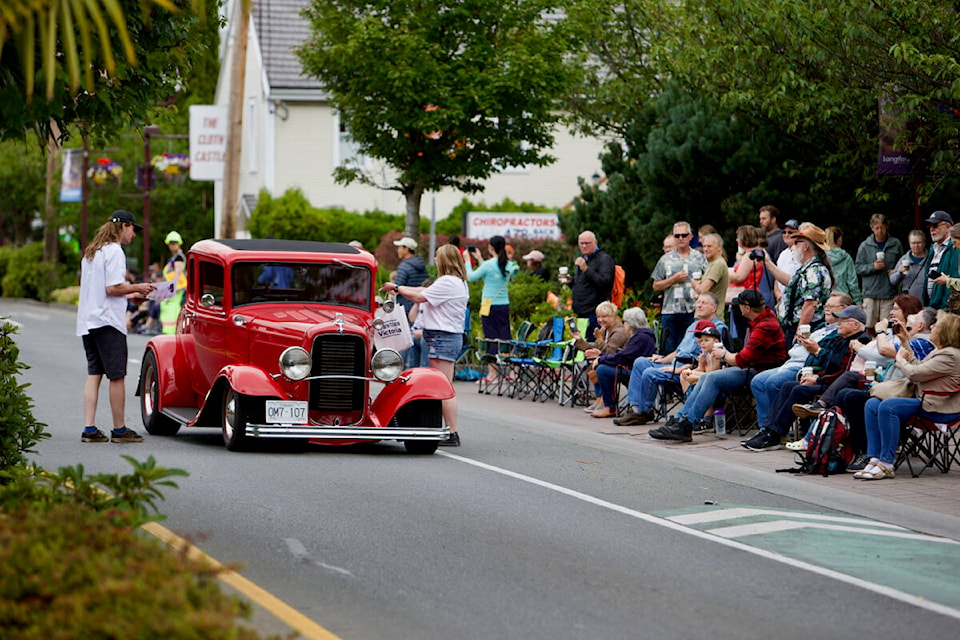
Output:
[297, 0, 573, 238]
[0, 141, 45, 244]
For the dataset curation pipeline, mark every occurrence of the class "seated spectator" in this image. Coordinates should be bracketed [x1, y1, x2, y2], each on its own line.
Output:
[591, 308, 657, 418]
[750, 293, 850, 426]
[573, 301, 629, 411]
[856, 311, 960, 480]
[649, 290, 786, 442]
[614, 292, 727, 426]
[679, 324, 723, 394]
[741, 305, 870, 452]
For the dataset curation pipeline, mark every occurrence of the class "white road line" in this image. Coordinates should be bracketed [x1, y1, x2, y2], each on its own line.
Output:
[284, 537, 354, 577]
[707, 520, 960, 543]
[668, 507, 907, 529]
[439, 451, 960, 621]
[129, 358, 141, 365]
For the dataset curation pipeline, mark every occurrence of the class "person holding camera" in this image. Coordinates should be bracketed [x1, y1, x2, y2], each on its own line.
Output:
[728, 225, 775, 341]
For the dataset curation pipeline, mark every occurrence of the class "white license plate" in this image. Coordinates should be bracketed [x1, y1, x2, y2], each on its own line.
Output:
[265, 400, 309, 424]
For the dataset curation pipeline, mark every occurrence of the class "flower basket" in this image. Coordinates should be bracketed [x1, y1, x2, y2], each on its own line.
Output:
[151, 153, 190, 182]
[87, 158, 122, 187]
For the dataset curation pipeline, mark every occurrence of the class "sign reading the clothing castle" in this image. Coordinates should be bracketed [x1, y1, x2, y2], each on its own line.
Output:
[465, 212, 561, 241]
[189, 105, 228, 181]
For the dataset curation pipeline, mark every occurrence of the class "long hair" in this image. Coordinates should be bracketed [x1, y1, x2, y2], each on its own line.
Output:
[489, 235, 508, 277]
[806, 242, 836, 292]
[435, 244, 466, 281]
[83, 220, 125, 261]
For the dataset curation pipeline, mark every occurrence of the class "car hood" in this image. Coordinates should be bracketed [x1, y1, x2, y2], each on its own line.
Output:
[234, 305, 372, 339]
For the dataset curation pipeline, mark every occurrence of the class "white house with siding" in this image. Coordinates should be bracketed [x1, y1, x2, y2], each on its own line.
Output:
[213, 0, 609, 237]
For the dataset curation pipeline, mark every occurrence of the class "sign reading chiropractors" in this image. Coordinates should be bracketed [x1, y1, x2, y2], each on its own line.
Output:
[465, 212, 562, 241]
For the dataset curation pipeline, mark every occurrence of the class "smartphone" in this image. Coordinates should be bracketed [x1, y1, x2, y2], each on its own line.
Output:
[929, 269, 941, 279]
[466, 245, 478, 253]
[566, 317, 578, 334]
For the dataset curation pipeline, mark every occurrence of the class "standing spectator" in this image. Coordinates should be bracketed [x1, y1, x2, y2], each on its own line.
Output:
[159, 231, 187, 334]
[522, 249, 550, 281]
[855, 213, 903, 326]
[774, 219, 801, 297]
[393, 236, 428, 314]
[381, 245, 469, 447]
[930, 223, 960, 294]
[691, 233, 729, 320]
[648, 290, 786, 443]
[571, 230, 616, 337]
[890, 230, 928, 298]
[759, 205, 787, 263]
[651, 221, 708, 355]
[824, 226, 862, 304]
[467, 235, 519, 385]
[662, 234, 677, 255]
[921, 212, 960, 309]
[765, 224, 834, 345]
[76, 211, 155, 444]
[728, 225, 775, 340]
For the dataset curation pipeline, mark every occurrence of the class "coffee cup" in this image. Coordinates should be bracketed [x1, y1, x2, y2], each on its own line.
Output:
[800, 366, 814, 379]
[864, 360, 877, 381]
[876, 251, 885, 262]
[798, 324, 811, 339]
[692, 270, 702, 280]
[558, 266, 568, 276]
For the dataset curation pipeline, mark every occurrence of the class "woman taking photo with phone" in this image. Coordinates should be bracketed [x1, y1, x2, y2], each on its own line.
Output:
[466, 235, 518, 386]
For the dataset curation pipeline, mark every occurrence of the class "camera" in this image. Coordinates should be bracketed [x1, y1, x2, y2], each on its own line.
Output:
[749, 248, 765, 261]
[466, 245, 478, 254]
[928, 269, 941, 280]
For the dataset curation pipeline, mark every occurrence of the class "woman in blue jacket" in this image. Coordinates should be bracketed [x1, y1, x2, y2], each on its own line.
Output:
[466, 236, 518, 385]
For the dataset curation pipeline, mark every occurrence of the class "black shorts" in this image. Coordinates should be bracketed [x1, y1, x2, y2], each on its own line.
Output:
[481, 304, 511, 354]
[82, 326, 128, 380]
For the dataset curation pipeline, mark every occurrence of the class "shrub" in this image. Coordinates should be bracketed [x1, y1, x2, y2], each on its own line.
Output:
[0, 241, 80, 301]
[48, 286, 80, 306]
[0, 320, 48, 473]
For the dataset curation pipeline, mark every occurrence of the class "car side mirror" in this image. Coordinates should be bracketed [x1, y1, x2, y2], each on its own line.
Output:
[201, 293, 216, 308]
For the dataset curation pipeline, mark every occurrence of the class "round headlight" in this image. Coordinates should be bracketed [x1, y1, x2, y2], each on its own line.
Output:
[371, 348, 403, 381]
[279, 347, 311, 381]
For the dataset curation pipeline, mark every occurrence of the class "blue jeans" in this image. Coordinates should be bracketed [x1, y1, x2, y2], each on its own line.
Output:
[596, 363, 628, 409]
[864, 397, 960, 465]
[677, 367, 754, 423]
[750, 364, 802, 426]
[660, 313, 693, 356]
[626, 357, 681, 412]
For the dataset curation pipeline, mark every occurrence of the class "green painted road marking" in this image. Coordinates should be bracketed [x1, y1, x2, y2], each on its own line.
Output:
[657, 505, 960, 611]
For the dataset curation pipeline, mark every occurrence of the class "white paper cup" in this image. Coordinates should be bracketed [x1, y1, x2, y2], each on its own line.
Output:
[800, 366, 813, 378]
[864, 360, 877, 380]
[876, 251, 885, 261]
[558, 266, 568, 275]
[798, 324, 811, 339]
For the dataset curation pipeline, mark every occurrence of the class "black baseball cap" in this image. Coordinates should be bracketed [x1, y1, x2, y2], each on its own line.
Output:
[731, 289, 765, 308]
[110, 210, 143, 231]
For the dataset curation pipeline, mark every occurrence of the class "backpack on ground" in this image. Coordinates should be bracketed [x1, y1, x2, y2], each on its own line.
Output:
[777, 406, 854, 476]
[611, 265, 626, 308]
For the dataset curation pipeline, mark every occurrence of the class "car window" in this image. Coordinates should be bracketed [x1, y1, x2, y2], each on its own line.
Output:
[200, 261, 225, 307]
[231, 262, 372, 309]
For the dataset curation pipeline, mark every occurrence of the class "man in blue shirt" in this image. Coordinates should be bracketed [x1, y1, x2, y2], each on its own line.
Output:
[614, 292, 727, 426]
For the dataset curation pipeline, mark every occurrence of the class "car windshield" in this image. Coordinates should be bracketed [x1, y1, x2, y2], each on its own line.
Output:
[231, 262, 372, 310]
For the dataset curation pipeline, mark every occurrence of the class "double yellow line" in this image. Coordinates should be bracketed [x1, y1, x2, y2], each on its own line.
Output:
[142, 522, 342, 640]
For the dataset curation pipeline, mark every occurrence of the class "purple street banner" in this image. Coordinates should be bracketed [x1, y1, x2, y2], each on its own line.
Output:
[877, 92, 912, 176]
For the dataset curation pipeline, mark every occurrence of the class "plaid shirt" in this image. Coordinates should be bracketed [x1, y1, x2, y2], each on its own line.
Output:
[736, 308, 787, 371]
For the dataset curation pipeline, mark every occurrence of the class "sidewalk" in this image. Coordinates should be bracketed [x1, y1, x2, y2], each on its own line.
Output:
[455, 381, 960, 520]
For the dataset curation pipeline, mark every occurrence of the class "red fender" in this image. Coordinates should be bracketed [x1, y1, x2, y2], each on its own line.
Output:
[192, 364, 289, 428]
[370, 367, 454, 426]
[143, 335, 195, 408]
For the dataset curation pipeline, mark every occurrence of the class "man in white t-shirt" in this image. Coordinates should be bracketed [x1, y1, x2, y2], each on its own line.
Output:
[77, 211, 155, 443]
[774, 219, 801, 296]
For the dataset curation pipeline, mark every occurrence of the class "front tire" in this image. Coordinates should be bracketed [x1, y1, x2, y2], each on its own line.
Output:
[140, 350, 180, 436]
[222, 388, 251, 451]
[397, 399, 443, 455]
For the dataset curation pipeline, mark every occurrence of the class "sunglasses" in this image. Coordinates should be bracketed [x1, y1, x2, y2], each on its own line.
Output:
[674, 233, 690, 239]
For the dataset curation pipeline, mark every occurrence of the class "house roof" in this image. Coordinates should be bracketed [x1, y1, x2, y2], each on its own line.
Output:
[253, 0, 323, 92]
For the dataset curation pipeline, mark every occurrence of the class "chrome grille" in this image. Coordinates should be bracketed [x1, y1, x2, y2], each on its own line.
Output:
[309, 335, 366, 411]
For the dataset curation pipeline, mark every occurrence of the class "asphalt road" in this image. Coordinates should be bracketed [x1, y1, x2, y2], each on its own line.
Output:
[6, 298, 959, 639]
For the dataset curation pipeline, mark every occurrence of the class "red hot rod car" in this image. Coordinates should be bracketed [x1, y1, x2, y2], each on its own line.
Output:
[137, 238, 453, 453]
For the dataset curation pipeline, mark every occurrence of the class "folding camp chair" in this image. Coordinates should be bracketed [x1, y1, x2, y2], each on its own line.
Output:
[503, 321, 555, 400]
[895, 412, 960, 478]
[531, 318, 567, 403]
[477, 320, 533, 396]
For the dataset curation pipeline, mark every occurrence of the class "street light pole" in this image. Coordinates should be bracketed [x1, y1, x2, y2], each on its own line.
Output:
[143, 125, 160, 272]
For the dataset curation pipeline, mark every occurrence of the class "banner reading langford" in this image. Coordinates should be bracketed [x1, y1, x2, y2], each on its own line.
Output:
[465, 212, 561, 241]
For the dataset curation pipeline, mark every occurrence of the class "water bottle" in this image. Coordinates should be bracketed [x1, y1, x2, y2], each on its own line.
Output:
[713, 409, 726, 435]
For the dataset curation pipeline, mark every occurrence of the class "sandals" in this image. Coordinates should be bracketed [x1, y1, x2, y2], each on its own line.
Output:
[785, 438, 808, 452]
[591, 407, 616, 419]
[583, 400, 604, 413]
[854, 459, 895, 480]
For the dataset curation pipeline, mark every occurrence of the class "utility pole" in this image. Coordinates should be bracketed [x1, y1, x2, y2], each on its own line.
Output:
[220, 0, 251, 238]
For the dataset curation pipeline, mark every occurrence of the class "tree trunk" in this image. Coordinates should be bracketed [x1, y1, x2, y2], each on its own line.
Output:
[404, 183, 424, 239]
[220, 0, 251, 239]
[43, 125, 60, 265]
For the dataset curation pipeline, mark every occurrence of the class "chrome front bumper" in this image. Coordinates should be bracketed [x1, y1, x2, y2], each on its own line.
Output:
[244, 424, 450, 440]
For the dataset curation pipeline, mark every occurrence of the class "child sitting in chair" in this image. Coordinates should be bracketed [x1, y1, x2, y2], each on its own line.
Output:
[680, 323, 723, 394]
